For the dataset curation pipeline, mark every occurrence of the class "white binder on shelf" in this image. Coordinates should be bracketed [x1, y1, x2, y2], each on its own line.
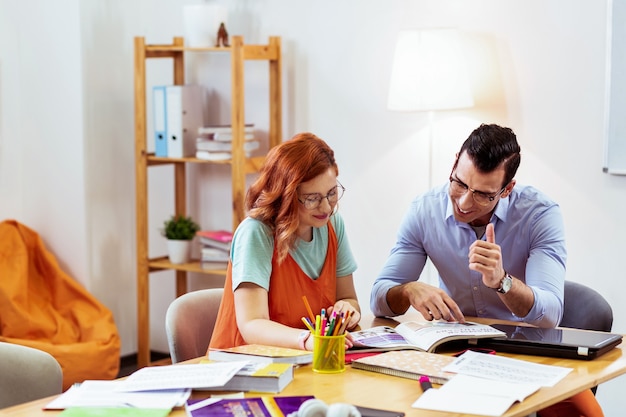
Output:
[153, 85, 168, 157]
[166, 84, 206, 158]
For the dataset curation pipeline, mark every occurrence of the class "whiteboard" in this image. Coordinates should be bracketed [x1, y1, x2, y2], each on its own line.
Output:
[604, 0, 626, 175]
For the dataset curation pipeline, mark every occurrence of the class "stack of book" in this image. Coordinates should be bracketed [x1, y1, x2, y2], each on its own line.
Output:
[197, 230, 233, 268]
[199, 361, 296, 393]
[195, 124, 258, 160]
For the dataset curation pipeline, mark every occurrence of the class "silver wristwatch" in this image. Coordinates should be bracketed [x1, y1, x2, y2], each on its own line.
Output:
[496, 273, 513, 294]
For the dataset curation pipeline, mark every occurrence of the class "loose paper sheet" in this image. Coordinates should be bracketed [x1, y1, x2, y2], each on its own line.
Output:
[46, 362, 248, 410]
[444, 350, 572, 386]
[413, 374, 540, 416]
[45, 380, 190, 410]
[117, 362, 248, 391]
[412, 351, 573, 416]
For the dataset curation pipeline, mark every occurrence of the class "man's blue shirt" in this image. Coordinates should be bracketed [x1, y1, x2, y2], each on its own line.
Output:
[370, 182, 566, 327]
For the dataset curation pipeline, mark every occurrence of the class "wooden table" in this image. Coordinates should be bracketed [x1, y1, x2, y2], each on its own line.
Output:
[3, 314, 625, 417]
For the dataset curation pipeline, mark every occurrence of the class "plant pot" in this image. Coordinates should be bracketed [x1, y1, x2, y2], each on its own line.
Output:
[167, 239, 192, 264]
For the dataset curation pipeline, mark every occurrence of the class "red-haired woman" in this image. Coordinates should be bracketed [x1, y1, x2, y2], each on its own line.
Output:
[209, 132, 361, 352]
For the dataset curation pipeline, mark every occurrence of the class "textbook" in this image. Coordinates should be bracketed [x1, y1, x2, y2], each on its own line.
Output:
[196, 229, 233, 243]
[185, 395, 314, 417]
[198, 123, 254, 136]
[197, 230, 233, 252]
[201, 247, 230, 262]
[195, 150, 254, 161]
[199, 362, 294, 393]
[208, 344, 313, 365]
[196, 137, 258, 151]
[210, 132, 255, 142]
[350, 321, 506, 353]
[350, 350, 456, 384]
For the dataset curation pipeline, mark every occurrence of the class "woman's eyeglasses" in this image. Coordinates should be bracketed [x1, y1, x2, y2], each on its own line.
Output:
[298, 182, 345, 210]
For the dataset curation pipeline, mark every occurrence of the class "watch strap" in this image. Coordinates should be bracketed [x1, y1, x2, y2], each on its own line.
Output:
[298, 330, 311, 350]
[496, 272, 512, 294]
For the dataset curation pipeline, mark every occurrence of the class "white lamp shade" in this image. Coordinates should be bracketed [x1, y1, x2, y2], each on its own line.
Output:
[387, 28, 474, 111]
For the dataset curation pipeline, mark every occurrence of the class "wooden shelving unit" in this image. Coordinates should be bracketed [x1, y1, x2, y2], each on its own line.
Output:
[134, 35, 282, 367]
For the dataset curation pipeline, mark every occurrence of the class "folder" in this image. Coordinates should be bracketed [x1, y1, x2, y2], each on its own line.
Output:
[153, 85, 168, 157]
[166, 85, 206, 158]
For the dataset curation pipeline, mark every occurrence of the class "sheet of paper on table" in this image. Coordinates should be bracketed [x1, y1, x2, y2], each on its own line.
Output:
[444, 350, 572, 386]
[46, 361, 248, 410]
[45, 380, 190, 410]
[413, 374, 540, 416]
[117, 361, 248, 391]
[412, 350, 573, 416]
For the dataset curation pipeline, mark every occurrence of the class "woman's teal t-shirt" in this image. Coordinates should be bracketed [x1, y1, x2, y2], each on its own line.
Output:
[230, 213, 357, 290]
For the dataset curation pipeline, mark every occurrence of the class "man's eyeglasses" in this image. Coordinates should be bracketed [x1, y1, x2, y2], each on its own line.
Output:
[298, 182, 345, 210]
[449, 175, 506, 207]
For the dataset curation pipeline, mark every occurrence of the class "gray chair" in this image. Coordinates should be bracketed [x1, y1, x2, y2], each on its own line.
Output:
[165, 287, 224, 363]
[560, 280, 613, 332]
[0, 342, 63, 409]
[560, 280, 613, 396]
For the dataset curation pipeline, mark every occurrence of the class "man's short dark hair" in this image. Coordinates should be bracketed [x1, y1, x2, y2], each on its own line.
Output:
[458, 124, 521, 187]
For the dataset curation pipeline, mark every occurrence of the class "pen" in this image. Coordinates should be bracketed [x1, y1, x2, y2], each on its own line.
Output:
[326, 311, 337, 336]
[315, 314, 321, 336]
[302, 295, 316, 323]
[337, 310, 352, 335]
[301, 317, 315, 333]
[331, 312, 344, 336]
[419, 375, 432, 392]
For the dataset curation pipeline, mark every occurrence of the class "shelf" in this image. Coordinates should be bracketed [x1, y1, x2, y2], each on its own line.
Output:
[144, 43, 280, 61]
[146, 155, 266, 174]
[134, 35, 282, 368]
[148, 257, 227, 275]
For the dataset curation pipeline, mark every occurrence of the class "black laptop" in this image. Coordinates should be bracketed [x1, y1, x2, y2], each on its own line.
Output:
[473, 324, 623, 360]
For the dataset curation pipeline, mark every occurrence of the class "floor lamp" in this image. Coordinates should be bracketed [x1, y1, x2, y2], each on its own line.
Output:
[387, 28, 474, 188]
[387, 28, 474, 285]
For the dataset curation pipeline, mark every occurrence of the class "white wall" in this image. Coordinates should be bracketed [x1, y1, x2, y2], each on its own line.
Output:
[1, 0, 625, 413]
[0, 0, 88, 281]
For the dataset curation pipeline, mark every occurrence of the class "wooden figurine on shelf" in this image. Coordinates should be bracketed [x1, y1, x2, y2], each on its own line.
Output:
[216, 22, 229, 47]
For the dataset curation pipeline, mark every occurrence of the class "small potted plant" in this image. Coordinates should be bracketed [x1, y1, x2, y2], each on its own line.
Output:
[162, 214, 200, 264]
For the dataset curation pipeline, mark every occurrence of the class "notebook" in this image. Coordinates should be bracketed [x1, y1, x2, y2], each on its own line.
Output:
[475, 324, 623, 360]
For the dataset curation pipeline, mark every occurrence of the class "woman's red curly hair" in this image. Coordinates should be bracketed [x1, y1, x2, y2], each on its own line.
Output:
[246, 132, 338, 263]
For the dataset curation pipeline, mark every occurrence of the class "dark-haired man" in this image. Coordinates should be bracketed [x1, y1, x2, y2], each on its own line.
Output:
[371, 123, 566, 328]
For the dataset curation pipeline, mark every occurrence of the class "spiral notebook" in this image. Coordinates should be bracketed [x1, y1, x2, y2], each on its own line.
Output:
[475, 324, 623, 360]
[350, 350, 456, 384]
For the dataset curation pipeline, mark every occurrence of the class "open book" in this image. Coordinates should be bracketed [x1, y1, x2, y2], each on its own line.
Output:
[350, 321, 506, 353]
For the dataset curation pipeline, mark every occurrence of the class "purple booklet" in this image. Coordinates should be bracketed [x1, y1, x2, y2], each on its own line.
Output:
[186, 396, 315, 417]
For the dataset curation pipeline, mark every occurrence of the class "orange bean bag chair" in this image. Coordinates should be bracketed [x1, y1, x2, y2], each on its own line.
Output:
[0, 220, 121, 390]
